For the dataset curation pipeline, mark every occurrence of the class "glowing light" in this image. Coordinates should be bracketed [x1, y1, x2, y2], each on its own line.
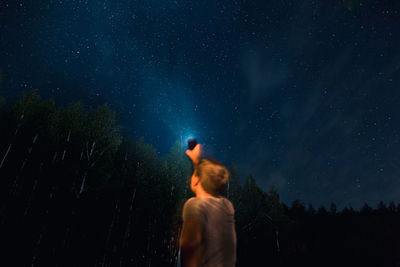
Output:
[179, 129, 199, 147]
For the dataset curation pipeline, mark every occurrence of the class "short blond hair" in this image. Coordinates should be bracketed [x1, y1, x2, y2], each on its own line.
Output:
[195, 158, 229, 196]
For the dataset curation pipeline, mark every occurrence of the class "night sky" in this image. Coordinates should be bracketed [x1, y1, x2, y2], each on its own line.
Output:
[1, 0, 400, 209]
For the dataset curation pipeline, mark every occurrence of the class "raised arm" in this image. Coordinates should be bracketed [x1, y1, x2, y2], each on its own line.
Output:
[185, 144, 202, 166]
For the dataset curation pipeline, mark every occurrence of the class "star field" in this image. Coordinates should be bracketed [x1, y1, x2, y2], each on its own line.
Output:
[1, 0, 400, 209]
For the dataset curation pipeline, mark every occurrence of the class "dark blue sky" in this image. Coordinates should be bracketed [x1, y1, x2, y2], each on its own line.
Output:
[1, 0, 400, 209]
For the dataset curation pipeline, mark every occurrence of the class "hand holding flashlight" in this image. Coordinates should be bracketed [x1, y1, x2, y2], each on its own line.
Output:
[185, 139, 201, 165]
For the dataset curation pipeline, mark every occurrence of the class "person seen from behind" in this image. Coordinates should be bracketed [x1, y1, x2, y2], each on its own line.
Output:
[179, 144, 237, 267]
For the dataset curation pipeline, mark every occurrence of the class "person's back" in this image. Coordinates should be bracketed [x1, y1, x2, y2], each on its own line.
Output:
[179, 144, 237, 267]
[182, 196, 236, 267]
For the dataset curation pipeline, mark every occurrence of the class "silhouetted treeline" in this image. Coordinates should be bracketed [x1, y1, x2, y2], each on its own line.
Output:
[0, 92, 399, 266]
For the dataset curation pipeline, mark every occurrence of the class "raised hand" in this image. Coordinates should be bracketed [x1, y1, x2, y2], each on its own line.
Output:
[185, 144, 201, 165]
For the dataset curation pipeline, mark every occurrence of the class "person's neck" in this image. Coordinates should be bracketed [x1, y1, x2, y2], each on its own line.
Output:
[195, 188, 219, 198]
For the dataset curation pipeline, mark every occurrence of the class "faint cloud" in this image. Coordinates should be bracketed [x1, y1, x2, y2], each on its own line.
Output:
[243, 49, 288, 103]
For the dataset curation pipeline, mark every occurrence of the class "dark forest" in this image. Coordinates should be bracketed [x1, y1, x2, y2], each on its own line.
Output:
[0, 92, 399, 266]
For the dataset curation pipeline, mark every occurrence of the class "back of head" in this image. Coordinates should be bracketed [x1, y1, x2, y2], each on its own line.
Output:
[196, 158, 229, 196]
